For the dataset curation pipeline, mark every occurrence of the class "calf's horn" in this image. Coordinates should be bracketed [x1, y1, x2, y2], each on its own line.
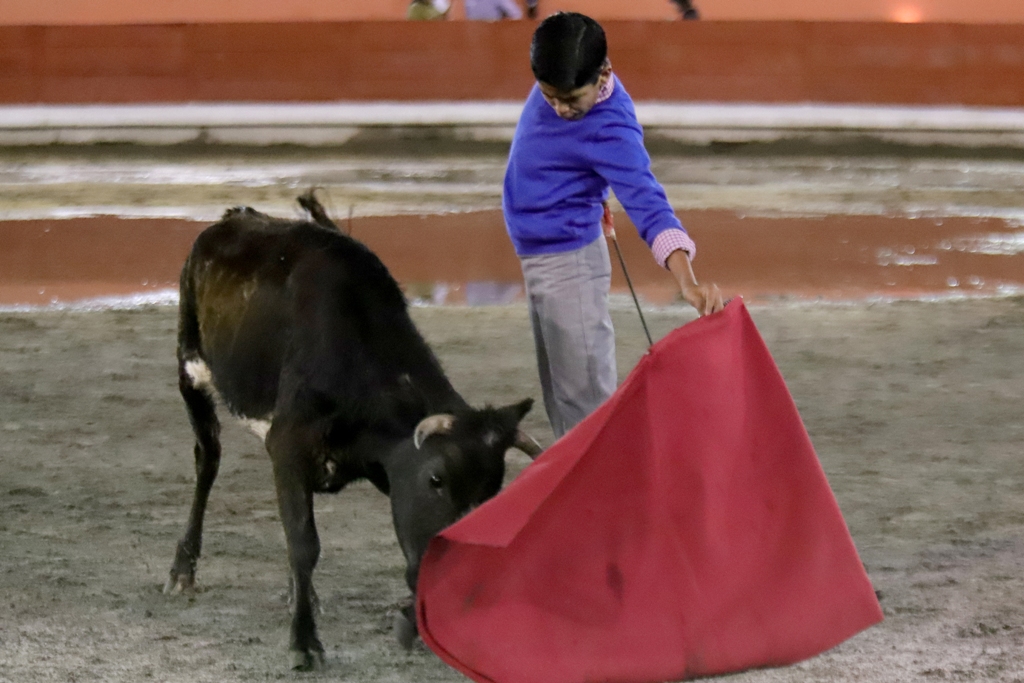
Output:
[414, 414, 455, 449]
[514, 430, 544, 458]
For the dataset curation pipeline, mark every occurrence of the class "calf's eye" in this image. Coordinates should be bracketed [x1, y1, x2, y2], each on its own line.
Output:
[429, 474, 444, 489]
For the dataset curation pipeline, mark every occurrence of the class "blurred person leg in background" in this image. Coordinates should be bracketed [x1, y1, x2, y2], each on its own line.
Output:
[465, 0, 526, 20]
[407, 0, 451, 20]
[670, 0, 700, 19]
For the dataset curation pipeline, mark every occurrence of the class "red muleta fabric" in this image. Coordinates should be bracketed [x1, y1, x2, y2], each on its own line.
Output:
[416, 298, 882, 683]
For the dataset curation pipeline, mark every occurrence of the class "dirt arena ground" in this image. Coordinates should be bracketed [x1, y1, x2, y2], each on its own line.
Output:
[1, 295, 1023, 682]
[1, 141, 1023, 681]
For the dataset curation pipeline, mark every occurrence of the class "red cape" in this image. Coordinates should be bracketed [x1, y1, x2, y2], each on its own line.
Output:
[417, 299, 882, 683]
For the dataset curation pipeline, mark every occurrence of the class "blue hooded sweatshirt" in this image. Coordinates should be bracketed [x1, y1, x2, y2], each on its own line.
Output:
[502, 76, 685, 257]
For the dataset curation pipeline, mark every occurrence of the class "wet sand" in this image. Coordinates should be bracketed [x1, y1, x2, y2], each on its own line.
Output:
[2, 210, 1022, 308]
[3, 148, 1023, 308]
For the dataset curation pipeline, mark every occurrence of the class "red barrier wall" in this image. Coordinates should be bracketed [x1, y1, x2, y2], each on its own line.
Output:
[3, 21, 1024, 105]
[3, 0, 1024, 24]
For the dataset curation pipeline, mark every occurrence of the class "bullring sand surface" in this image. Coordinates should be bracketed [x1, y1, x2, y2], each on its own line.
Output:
[0, 145, 1022, 681]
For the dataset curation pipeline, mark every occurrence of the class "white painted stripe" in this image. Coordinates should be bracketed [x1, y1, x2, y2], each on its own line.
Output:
[634, 103, 1024, 132]
[2, 102, 1024, 132]
[7, 205, 1024, 224]
[0, 206, 225, 221]
[0, 290, 179, 312]
[0, 102, 527, 129]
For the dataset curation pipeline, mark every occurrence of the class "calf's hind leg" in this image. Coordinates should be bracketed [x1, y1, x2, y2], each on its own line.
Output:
[165, 362, 222, 595]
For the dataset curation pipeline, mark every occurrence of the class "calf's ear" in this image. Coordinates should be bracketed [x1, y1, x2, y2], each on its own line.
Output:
[497, 397, 533, 422]
[514, 397, 534, 420]
[501, 398, 543, 459]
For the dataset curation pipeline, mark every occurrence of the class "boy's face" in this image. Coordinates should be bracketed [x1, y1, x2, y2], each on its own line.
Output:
[538, 63, 613, 121]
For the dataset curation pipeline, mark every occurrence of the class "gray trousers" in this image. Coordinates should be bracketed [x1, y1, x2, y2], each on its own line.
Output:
[520, 237, 617, 439]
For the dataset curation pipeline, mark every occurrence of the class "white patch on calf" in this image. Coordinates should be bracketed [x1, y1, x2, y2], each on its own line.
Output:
[183, 358, 214, 390]
[185, 357, 271, 442]
[239, 418, 272, 441]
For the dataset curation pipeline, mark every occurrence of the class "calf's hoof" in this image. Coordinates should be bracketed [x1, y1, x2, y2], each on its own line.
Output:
[162, 571, 196, 597]
[394, 610, 418, 651]
[290, 648, 326, 671]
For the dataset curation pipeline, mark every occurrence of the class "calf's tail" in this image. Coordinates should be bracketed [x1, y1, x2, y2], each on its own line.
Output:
[297, 190, 339, 232]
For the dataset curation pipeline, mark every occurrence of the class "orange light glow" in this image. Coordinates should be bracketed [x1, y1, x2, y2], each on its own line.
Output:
[891, 4, 924, 22]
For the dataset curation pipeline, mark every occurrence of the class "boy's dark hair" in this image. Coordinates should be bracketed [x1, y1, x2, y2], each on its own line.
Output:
[530, 12, 607, 91]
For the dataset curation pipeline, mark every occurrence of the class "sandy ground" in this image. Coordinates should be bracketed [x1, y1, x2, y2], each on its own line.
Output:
[1, 297, 1023, 682]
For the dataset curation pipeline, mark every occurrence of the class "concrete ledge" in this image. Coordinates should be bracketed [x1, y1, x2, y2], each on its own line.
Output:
[3, 102, 1024, 148]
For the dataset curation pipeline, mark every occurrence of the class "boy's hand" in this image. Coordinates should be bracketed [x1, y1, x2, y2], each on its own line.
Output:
[666, 249, 725, 317]
[680, 280, 725, 317]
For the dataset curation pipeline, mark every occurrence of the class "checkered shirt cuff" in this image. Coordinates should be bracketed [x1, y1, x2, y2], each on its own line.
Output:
[652, 228, 697, 268]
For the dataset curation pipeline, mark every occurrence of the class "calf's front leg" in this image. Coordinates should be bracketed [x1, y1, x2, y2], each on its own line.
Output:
[268, 427, 325, 671]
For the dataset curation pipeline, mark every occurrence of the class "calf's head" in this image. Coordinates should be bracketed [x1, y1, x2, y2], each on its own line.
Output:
[388, 398, 540, 592]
